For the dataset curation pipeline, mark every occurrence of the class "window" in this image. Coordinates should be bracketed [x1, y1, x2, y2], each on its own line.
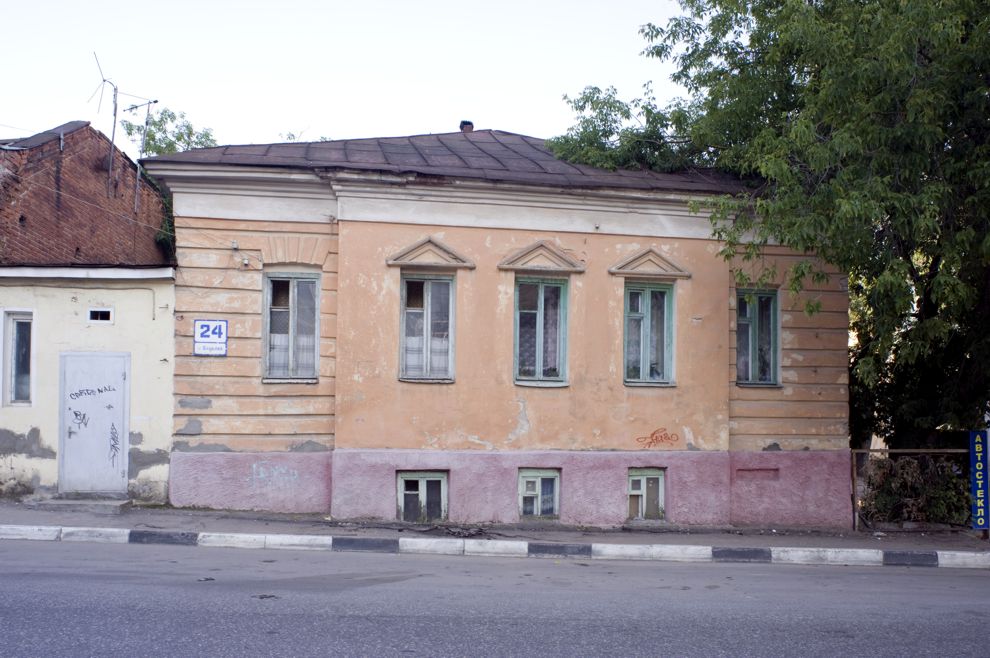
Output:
[628, 469, 665, 520]
[4, 312, 32, 404]
[519, 469, 560, 518]
[88, 308, 113, 323]
[515, 279, 566, 383]
[397, 471, 447, 522]
[401, 276, 453, 380]
[264, 274, 319, 380]
[736, 290, 778, 384]
[624, 283, 673, 383]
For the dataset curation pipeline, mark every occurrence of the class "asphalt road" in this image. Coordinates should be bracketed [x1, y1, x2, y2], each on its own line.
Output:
[0, 540, 986, 657]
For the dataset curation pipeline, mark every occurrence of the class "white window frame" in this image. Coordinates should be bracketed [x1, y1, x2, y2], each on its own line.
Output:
[628, 468, 665, 521]
[736, 290, 779, 385]
[514, 278, 568, 385]
[518, 468, 560, 518]
[263, 273, 321, 382]
[623, 282, 674, 385]
[399, 274, 455, 382]
[396, 471, 448, 522]
[87, 307, 114, 324]
[3, 310, 33, 406]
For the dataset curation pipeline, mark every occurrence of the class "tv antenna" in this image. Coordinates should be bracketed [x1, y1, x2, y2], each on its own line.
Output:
[124, 99, 158, 212]
[89, 53, 121, 197]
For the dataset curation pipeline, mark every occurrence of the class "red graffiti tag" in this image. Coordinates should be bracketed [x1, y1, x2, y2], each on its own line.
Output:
[635, 428, 679, 449]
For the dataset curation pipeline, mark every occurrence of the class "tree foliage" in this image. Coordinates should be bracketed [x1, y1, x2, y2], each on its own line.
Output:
[121, 107, 217, 156]
[549, 0, 990, 447]
[121, 107, 217, 257]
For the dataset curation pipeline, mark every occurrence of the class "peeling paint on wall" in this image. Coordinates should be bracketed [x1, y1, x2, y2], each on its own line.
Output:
[289, 440, 330, 453]
[506, 399, 530, 444]
[175, 419, 203, 436]
[763, 442, 782, 451]
[178, 397, 213, 410]
[172, 440, 232, 453]
[128, 448, 170, 478]
[0, 428, 55, 459]
[129, 431, 144, 446]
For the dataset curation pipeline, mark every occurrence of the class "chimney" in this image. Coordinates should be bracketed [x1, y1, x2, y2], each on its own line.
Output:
[459, 120, 474, 133]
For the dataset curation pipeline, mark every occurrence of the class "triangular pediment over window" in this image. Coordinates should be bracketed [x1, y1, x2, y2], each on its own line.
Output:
[608, 247, 691, 280]
[386, 236, 475, 269]
[497, 240, 585, 274]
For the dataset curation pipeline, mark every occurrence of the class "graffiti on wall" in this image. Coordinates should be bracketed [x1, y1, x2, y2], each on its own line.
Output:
[635, 428, 680, 449]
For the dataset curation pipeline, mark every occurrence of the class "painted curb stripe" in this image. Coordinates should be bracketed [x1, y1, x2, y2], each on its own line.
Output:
[463, 539, 528, 557]
[198, 533, 267, 549]
[936, 551, 990, 569]
[398, 537, 465, 555]
[882, 550, 938, 567]
[331, 536, 399, 553]
[60, 527, 130, 544]
[713, 547, 772, 563]
[0, 525, 61, 541]
[264, 534, 333, 550]
[128, 530, 199, 546]
[770, 547, 883, 567]
[528, 542, 593, 557]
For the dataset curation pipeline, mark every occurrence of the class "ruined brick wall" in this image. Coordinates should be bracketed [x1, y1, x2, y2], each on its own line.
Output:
[0, 126, 169, 266]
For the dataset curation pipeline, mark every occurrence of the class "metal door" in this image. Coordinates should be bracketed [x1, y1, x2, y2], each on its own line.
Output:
[59, 352, 129, 494]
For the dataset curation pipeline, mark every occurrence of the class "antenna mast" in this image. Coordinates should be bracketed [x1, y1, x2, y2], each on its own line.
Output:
[125, 99, 158, 213]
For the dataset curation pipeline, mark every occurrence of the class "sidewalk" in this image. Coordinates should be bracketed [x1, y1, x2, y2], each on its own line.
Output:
[1, 500, 987, 568]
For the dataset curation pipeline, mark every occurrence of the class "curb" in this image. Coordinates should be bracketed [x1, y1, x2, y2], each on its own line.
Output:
[1, 524, 987, 569]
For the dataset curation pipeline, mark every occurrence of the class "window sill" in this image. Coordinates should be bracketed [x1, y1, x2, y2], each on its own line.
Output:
[624, 381, 676, 388]
[735, 381, 782, 388]
[514, 380, 568, 388]
[399, 377, 455, 384]
[262, 378, 319, 384]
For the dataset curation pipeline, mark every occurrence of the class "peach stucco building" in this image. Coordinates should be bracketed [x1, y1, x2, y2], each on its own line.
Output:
[144, 127, 851, 528]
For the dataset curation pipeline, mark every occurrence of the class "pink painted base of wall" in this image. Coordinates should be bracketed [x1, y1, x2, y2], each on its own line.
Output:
[331, 449, 731, 526]
[331, 449, 852, 529]
[729, 450, 852, 528]
[167, 449, 852, 528]
[169, 452, 331, 513]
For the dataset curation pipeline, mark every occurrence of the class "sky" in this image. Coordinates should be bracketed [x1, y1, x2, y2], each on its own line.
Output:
[1, 1, 684, 157]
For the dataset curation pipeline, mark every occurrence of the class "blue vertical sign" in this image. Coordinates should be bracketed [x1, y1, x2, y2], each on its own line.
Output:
[971, 430, 988, 530]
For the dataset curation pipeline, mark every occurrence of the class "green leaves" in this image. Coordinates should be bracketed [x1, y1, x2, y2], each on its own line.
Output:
[120, 107, 217, 157]
[553, 0, 990, 446]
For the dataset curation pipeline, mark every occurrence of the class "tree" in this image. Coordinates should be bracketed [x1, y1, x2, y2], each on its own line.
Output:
[549, 1, 990, 448]
[121, 108, 217, 256]
[121, 107, 217, 156]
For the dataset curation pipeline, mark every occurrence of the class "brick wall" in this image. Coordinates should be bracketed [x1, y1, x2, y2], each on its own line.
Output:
[0, 125, 169, 266]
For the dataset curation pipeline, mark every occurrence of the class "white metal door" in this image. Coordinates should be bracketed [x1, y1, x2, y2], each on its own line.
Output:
[59, 352, 129, 494]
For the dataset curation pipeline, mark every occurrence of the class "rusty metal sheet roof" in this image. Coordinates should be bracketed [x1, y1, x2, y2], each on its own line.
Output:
[144, 129, 749, 195]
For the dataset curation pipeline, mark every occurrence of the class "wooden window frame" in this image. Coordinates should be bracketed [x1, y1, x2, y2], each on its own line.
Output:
[627, 468, 666, 521]
[399, 274, 455, 382]
[736, 289, 779, 386]
[518, 468, 560, 519]
[513, 278, 568, 386]
[396, 471, 448, 522]
[262, 273, 320, 382]
[623, 282, 675, 385]
[3, 310, 33, 406]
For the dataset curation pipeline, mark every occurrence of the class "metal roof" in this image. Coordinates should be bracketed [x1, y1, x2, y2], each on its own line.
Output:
[144, 129, 748, 195]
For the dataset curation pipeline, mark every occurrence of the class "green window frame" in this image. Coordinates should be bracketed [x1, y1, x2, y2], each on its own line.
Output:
[400, 275, 454, 381]
[736, 290, 778, 384]
[518, 468, 560, 518]
[263, 273, 320, 381]
[623, 283, 674, 384]
[397, 471, 448, 523]
[514, 278, 567, 384]
[628, 468, 665, 521]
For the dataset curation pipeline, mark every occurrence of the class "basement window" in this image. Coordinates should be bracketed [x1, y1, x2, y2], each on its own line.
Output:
[628, 468, 665, 521]
[397, 471, 447, 523]
[519, 469, 559, 518]
[88, 308, 113, 323]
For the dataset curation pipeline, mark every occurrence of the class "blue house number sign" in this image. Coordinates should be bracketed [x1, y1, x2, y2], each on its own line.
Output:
[193, 319, 228, 356]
